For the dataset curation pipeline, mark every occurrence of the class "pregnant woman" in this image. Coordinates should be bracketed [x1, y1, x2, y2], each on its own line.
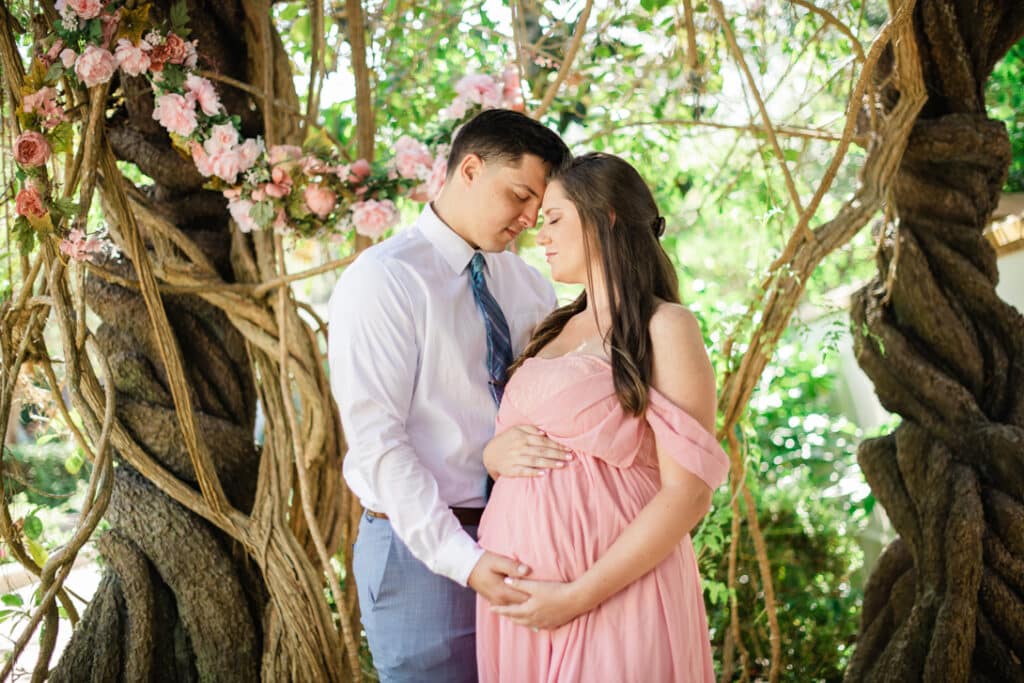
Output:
[476, 153, 729, 682]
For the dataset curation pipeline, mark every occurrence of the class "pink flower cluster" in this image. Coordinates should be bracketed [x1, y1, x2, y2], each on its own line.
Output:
[442, 67, 523, 119]
[190, 123, 261, 184]
[350, 199, 400, 239]
[22, 87, 66, 129]
[59, 228, 106, 263]
[15, 0, 517, 246]
[56, 0, 103, 21]
[56, 29, 198, 91]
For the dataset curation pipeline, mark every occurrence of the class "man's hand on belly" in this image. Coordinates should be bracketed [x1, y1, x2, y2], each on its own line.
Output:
[468, 552, 532, 606]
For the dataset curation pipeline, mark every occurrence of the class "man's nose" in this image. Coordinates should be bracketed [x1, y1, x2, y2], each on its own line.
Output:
[520, 201, 540, 227]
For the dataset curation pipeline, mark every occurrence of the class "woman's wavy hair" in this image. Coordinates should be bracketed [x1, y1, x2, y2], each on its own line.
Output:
[507, 152, 680, 416]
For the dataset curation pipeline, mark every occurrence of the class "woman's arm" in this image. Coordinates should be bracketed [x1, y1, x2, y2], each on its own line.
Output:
[492, 305, 718, 629]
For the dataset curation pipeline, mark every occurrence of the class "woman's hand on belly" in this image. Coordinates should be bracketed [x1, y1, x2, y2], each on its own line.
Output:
[483, 425, 573, 479]
[488, 576, 587, 631]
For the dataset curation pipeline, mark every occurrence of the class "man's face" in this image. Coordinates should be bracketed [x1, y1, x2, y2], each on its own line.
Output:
[459, 153, 549, 252]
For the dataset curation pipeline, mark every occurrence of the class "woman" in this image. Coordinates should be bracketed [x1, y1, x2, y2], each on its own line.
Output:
[475, 153, 729, 682]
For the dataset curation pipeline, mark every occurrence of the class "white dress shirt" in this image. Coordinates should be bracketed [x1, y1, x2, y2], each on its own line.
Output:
[328, 204, 556, 586]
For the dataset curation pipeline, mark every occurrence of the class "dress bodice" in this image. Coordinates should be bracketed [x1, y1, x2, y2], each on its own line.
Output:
[496, 354, 730, 490]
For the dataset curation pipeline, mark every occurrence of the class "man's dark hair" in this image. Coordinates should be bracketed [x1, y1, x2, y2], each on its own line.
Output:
[446, 109, 571, 178]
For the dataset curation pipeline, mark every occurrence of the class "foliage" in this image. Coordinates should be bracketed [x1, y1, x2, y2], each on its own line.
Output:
[987, 38, 1024, 192]
[692, 319, 871, 681]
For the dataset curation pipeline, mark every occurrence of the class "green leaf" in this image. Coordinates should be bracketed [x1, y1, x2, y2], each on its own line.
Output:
[160, 64, 186, 92]
[49, 196, 81, 221]
[13, 216, 36, 256]
[65, 451, 85, 476]
[49, 121, 74, 155]
[170, 1, 191, 35]
[23, 514, 43, 541]
[250, 201, 276, 229]
[27, 538, 48, 568]
[44, 61, 65, 84]
[1, 593, 24, 607]
[87, 18, 103, 43]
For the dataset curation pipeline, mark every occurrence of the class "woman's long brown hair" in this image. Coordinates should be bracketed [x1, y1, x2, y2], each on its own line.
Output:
[507, 152, 680, 416]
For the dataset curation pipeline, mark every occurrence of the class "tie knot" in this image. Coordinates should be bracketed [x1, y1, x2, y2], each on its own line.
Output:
[470, 251, 486, 276]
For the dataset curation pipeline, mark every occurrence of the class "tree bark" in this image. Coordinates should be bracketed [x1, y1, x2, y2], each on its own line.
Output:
[50, 0, 291, 679]
[846, 1, 1024, 680]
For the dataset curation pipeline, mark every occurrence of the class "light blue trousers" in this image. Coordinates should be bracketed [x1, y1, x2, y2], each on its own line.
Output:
[353, 511, 479, 683]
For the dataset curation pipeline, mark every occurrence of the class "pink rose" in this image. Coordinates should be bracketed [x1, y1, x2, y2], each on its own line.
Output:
[75, 45, 117, 88]
[209, 150, 244, 184]
[114, 39, 151, 77]
[228, 198, 257, 233]
[347, 158, 373, 184]
[263, 181, 290, 199]
[59, 228, 105, 262]
[393, 136, 433, 180]
[60, 49, 77, 69]
[237, 138, 262, 173]
[13, 131, 51, 168]
[410, 154, 448, 202]
[455, 74, 503, 109]
[304, 184, 337, 219]
[301, 155, 331, 176]
[222, 187, 241, 200]
[15, 186, 47, 218]
[65, 0, 102, 20]
[268, 145, 302, 165]
[185, 74, 222, 116]
[190, 141, 213, 176]
[152, 93, 197, 136]
[442, 96, 469, 120]
[150, 33, 188, 69]
[350, 199, 399, 239]
[250, 187, 266, 201]
[203, 123, 239, 156]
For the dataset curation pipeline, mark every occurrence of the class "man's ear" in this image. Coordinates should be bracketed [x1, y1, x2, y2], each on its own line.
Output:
[459, 153, 484, 185]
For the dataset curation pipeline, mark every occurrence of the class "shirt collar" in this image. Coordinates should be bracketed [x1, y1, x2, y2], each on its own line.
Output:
[417, 203, 493, 275]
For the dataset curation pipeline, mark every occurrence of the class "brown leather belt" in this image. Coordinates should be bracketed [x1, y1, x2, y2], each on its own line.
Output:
[366, 507, 483, 527]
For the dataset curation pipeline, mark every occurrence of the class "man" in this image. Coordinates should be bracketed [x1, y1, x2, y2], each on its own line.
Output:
[328, 109, 571, 682]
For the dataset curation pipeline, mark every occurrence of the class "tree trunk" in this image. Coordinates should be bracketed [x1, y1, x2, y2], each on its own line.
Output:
[846, 2, 1024, 681]
[48, 1, 348, 679]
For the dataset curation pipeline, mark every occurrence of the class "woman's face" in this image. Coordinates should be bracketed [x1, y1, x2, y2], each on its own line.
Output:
[537, 181, 593, 284]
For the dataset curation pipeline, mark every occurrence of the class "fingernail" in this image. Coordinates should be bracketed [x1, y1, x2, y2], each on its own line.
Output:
[537, 471, 546, 476]
[504, 576, 515, 585]
[518, 564, 529, 574]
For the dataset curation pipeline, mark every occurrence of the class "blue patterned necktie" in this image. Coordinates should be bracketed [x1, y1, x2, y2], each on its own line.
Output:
[468, 252, 514, 406]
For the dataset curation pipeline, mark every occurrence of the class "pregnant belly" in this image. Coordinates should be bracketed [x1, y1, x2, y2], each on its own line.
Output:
[478, 456, 659, 582]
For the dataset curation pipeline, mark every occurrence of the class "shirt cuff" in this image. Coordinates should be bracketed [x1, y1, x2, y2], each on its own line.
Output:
[433, 529, 486, 587]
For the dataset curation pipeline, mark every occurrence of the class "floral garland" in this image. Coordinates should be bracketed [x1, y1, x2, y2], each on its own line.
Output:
[10, 0, 523, 262]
